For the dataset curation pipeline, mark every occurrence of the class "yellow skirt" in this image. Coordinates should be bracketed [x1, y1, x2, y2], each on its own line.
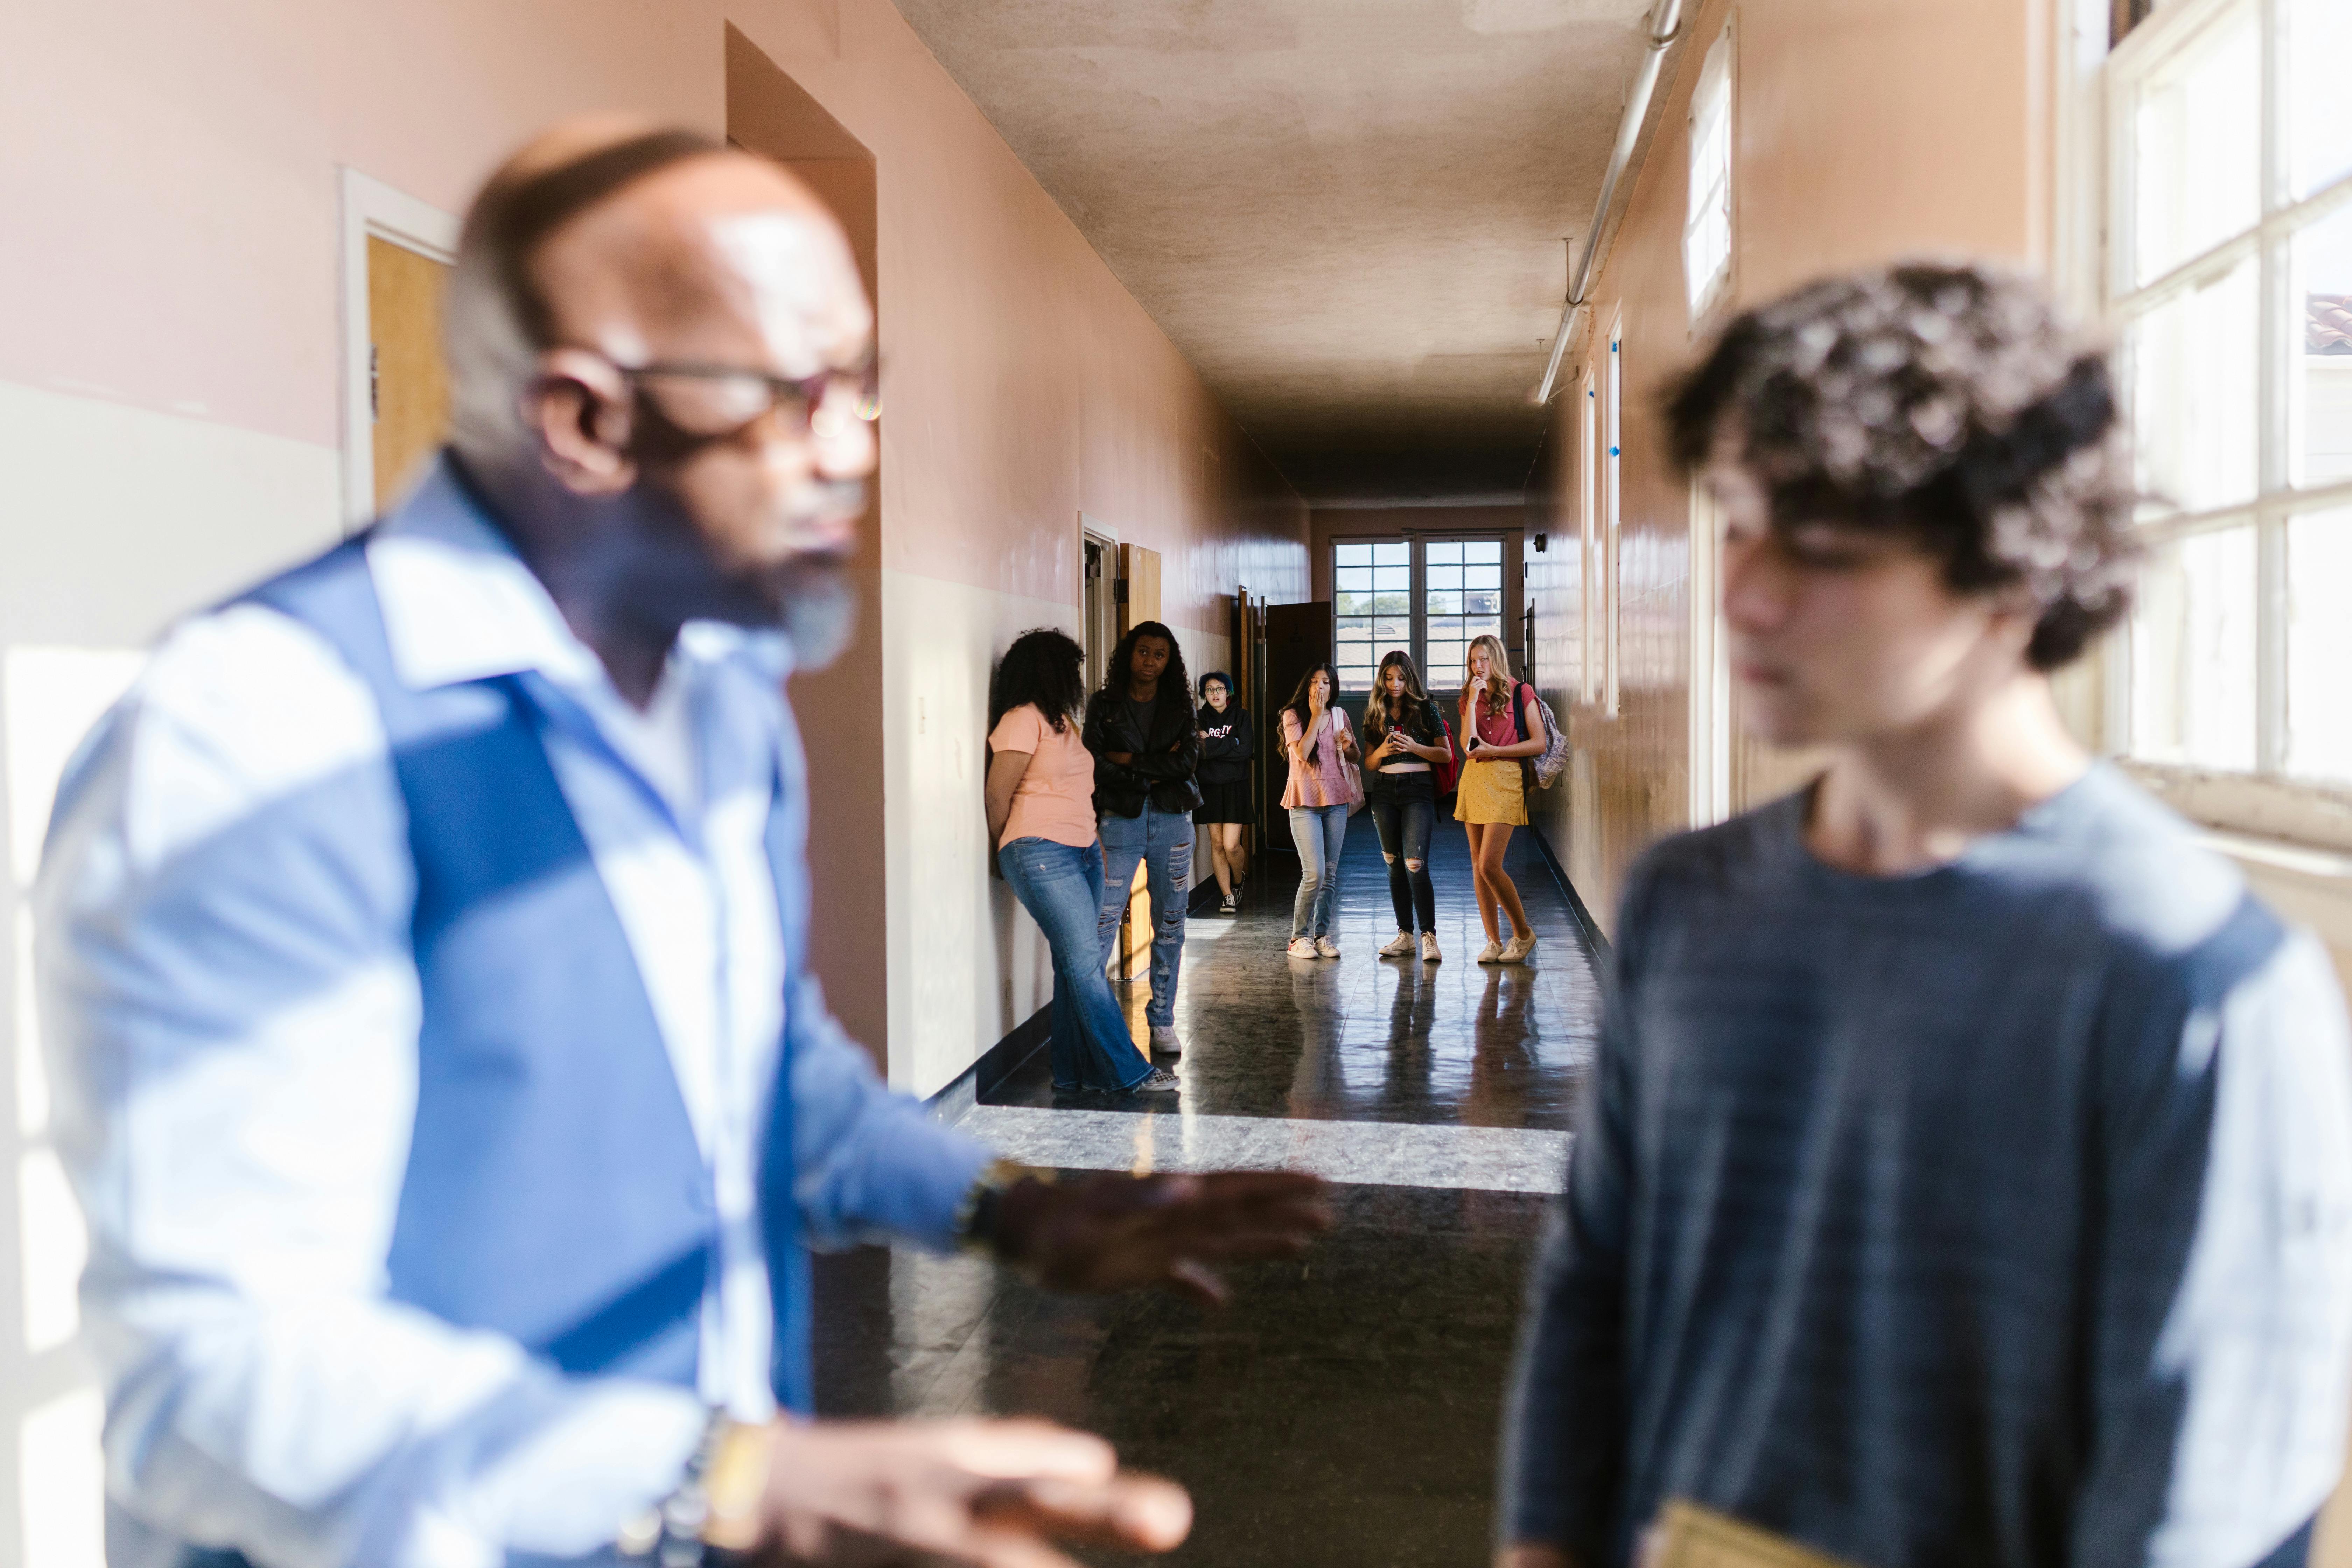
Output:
[1454, 756, 1528, 825]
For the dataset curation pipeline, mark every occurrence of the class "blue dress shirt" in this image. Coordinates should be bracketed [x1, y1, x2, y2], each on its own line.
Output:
[34, 462, 994, 1568]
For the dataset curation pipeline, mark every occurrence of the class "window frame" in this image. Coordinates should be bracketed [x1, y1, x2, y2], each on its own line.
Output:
[1580, 366, 1600, 706]
[2099, 0, 2352, 842]
[1328, 535, 1510, 700]
[1604, 312, 1625, 719]
[1682, 21, 1736, 326]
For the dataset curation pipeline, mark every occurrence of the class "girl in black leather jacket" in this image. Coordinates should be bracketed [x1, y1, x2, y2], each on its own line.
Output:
[1081, 621, 1201, 1058]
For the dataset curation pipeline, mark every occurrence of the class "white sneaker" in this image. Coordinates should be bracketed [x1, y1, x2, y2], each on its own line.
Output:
[1378, 931, 1416, 958]
[1316, 936, 1342, 958]
[1420, 932, 1442, 963]
[1499, 932, 1539, 964]
[1476, 939, 1504, 964]
[1287, 937, 1320, 959]
[1149, 1024, 1181, 1057]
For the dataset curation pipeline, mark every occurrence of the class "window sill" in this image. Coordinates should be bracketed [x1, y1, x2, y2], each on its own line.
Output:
[2119, 760, 2352, 856]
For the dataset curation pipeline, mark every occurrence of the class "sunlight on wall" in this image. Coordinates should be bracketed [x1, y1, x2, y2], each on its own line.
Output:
[6, 645, 148, 1568]
[18, 1149, 85, 1355]
[6, 648, 147, 889]
[19, 1388, 104, 1568]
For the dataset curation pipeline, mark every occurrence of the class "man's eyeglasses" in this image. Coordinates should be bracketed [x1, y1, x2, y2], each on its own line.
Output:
[607, 358, 881, 441]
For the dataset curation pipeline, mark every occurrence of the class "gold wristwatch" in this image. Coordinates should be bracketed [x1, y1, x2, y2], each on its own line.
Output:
[617, 1413, 775, 1563]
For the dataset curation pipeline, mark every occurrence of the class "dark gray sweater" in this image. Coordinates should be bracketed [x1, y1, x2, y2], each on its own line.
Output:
[1503, 766, 2352, 1568]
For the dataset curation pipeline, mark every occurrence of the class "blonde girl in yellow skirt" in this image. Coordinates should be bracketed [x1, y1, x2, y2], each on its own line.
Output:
[1455, 633, 1544, 963]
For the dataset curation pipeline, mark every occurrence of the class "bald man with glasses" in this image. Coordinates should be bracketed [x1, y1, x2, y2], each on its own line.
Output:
[36, 120, 1328, 1568]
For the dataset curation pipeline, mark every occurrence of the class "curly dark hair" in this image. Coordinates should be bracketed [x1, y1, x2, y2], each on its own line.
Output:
[989, 628, 1087, 735]
[1097, 621, 1192, 711]
[1664, 262, 2140, 670]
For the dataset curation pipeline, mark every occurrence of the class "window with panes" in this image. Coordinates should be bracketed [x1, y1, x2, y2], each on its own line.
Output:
[1331, 539, 1506, 695]
[1332, 541, 1410, 692]
[2110, 0, 2352, 786]
[1683, 25, 1733, 319]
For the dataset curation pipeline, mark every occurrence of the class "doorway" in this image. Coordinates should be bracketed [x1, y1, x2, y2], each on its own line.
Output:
[726, 22, 890, 1065]
[366, 237, 451, 516]
[1082, 531, 1118, 692]
[340, 169, 458, 526]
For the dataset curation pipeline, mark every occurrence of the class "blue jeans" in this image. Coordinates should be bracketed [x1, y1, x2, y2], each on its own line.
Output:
[1095, 805, 1192, 1028]
[1288, 803, 1350, 938]
[999, 837, 1154, 1091]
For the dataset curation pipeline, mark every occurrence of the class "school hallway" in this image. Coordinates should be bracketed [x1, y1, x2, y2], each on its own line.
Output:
[811, 818, 1606, 1566]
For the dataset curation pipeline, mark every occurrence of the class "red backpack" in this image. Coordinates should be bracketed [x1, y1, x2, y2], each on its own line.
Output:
[1430, 699, 1462, 795]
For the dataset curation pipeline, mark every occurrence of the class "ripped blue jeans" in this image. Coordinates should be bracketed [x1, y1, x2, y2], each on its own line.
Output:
[1095, 805, 1192, 1028]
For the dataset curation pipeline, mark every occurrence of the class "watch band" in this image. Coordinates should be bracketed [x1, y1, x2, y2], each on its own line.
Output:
[955, 1156, 1054, 1255]
[618, 1411, 772, 1566]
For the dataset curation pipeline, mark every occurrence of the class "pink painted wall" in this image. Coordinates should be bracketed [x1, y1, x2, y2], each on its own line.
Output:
[0, 0, 1306, 631]
[1523, 0, 2046, 932]
[0, 0, 1308, 1090]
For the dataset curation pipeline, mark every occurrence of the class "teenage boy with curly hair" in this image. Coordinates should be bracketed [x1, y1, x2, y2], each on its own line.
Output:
[1498, 265, 2352, 1568]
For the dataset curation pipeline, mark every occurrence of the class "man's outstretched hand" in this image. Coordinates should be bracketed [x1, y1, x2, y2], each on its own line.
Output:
[754, 1417, 1191, 1567]
[989, 1169, 1334, 1306]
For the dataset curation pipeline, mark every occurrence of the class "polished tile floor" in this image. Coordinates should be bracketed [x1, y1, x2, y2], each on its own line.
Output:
[814, 817, 1605, 1566]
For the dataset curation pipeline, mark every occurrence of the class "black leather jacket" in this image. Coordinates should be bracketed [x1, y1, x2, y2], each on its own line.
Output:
[1084, 687, 1204, 818]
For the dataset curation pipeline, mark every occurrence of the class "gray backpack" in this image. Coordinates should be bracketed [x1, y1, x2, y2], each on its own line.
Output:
[1512, 682, 1570, 789]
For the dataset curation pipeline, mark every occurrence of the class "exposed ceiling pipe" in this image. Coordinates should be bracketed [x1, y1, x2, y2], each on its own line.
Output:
[1532, 0, 1688, 405]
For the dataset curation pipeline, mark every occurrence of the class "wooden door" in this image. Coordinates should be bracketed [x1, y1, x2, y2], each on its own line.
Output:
[1118, 542, 1161, 637]
[1262, 601, 1334, 855]
[367, 237, 452, 515]
[1116, 545, 1163, 972]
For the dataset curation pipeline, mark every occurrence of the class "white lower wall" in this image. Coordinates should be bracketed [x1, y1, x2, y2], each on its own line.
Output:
[0, 380, 341, 1568]
[880, 569, 1075, 1096]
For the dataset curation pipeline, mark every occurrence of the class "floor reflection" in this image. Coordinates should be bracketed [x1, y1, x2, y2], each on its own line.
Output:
[812, 818, 1609, 1565]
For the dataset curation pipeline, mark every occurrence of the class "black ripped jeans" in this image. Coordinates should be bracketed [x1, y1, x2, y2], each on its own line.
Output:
[1366, 769, 1438, 933]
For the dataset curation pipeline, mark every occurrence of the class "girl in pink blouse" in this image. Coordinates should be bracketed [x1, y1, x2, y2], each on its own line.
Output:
[1279, 661, 1359, 958]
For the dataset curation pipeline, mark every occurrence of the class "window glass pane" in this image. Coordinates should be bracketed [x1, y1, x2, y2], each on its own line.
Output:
[2287, 505, 2352, 782]
[2129, 254, 2260, 512]
[1684, 31, 1733, 314]
[2288, 0, 2352, 198]
[1426, 590, 1462, 615]
[1373, 542, 1410, 566]
[1335, 544, 1371, 567]
[2131, 523, 2258, 771]
[1427, 542, 1463, 566]
[1467, 541, 1502, 564]
[1334, 591, 1368, 617]
[1466, 566, 1502, 591]
[2130, 4, 2260, 286]
[1428, 565, 1463, 591]
[1373, 567, 1410, 595]
[2293, 200, 2352, 488]
[1336, 566, 1371, 593]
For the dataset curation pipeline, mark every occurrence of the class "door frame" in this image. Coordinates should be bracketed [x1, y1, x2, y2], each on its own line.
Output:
[1078, 513, 1119, 692]
[340, 169, 460, 528]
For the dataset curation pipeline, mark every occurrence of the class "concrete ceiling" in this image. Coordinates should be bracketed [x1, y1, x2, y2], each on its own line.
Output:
[891, 0, 1660, 505]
